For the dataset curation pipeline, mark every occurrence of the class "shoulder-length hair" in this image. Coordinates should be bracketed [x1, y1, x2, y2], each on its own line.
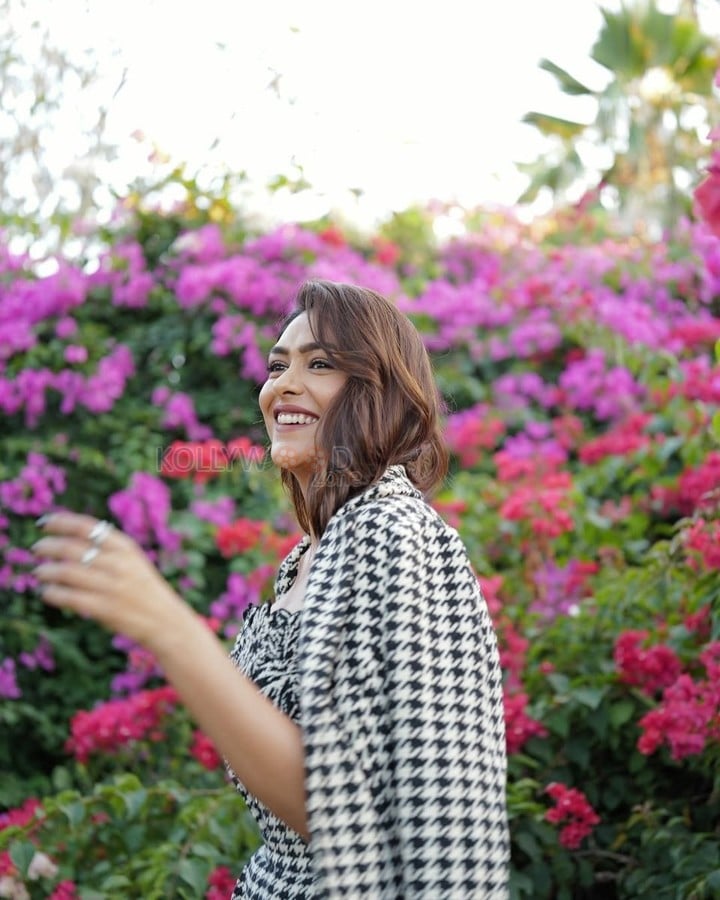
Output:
[276, 280, 448, 536]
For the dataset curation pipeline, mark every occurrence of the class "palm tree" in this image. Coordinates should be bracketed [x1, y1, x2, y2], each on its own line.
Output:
[519, 0, 720, 231]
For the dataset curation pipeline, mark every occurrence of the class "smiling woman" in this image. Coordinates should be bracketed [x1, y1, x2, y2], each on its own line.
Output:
[260, 314, 348, 492]
[32, 279, 510, 899]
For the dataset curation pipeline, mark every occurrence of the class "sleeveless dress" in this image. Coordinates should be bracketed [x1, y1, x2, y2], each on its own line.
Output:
[228, 539, 318, 898]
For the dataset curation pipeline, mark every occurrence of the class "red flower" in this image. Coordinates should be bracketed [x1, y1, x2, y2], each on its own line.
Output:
[318, 226, 346, 248]
[500, 472, 575, 539]
[694, 152, 720, 237]
[190, 730, 222, 770]
[371, 237, 401, 266]
[66, 686, 179, 763]
[684, 518, 720, 570]
[638, 644, 720, 760]
[544, 782, 600, 849]
[160, 438, 265, 484]
[206, 865, 237, 899]
[504, 691, 547, 754]
[613, 630, 682, 695]
[49, 882, 80, 900]
[0, 797, 42, 832]
[578, 414, 652, 464]
[215, 518, 266, 557]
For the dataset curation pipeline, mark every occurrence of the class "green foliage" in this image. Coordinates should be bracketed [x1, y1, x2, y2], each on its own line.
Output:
[520, 0, 720, 230]
[0, 775, 260, 898]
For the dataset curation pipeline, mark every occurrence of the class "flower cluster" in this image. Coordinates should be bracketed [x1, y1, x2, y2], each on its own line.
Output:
[499, 471, 575, 540]
[65, 686, 179, 763]
[693, 70, 720, 236]
[578, 413, 652, 464]
[683, 518, 720, 570]
[108, 472, 181, 551]
[638, 642, 720, 760]
[531, 558, 598, 621]
[544, 782, 600, 849]
[613, 630, 682, 695]
[0, 452, 66, 517]
[190, 730, 222, 771]
[215, 518, 267, 557]
[444, 404, 505, 467]
[152, 388, 213, 441]
[559, 349, 645, 421]
[159, 437, 266, 484]
[504, 692, 547, 754]
[205, 866, 237, 900]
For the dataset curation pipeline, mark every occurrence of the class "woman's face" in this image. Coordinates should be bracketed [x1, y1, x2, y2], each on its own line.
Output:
[259, 312, 347, 490]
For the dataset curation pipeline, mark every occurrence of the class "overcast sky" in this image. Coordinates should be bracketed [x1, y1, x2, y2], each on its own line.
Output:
[11, 0, 720, 229]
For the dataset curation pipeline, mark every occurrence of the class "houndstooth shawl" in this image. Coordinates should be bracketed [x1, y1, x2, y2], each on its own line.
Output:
[289, 465, 509, 898]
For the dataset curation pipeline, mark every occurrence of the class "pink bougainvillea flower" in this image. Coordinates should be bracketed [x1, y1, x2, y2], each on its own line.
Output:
[544, 782, 600, 849]
[613, 630, 682, 695]
[637, 666, 720, 760]
[694, 153, 720, 237]
[504, 691, 547, 754]
[684, 518, 720, 570]
[49, 881, 80, 900]
[65, 685, 179, 763]
[190, 730, 222, 770]
[206, 866, 237, 900]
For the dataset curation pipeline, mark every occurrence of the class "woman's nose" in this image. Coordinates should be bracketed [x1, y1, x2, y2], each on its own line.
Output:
[272, 363, 301, 394]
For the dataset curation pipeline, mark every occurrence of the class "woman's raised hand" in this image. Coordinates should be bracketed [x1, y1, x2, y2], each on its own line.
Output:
[32, 513, 189, 650]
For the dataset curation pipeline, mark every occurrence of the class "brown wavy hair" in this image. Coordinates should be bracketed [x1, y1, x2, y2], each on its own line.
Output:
[276, 280, 449, 536]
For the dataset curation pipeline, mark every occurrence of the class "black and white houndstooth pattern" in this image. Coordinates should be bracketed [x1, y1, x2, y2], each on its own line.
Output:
[231, 465, 509, 898]
[298, 465, 509, 898]
[229, 602, 316, 898]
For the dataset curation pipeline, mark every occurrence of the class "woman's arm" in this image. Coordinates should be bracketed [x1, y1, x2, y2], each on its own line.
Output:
[32, 512, 309, 839]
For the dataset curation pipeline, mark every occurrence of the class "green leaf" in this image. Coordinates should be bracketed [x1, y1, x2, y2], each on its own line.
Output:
[712, 411, 720, 444]
[609, 700, 635, 728]
[572, 686, 608, 710]
[546, 673, 570, 695]
[60, 800, 86, 827]
[178, 857, 209, 893]
[522, 112, 586, 140]
[538, 59, 593, 96]
[545, 707, 571, 738]
[123, 788, 148, 820]
[515, 829, 542, 861]
[9, 840, 36, 876]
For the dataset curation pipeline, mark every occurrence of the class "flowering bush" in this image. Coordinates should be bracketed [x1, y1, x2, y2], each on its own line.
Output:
[1, 176, 720, 897]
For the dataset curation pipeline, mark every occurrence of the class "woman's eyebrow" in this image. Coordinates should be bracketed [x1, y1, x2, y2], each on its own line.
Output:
[268, 342, 323, 356]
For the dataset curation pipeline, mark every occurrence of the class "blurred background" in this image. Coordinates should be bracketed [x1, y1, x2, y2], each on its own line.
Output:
[2, 0, 719, 254]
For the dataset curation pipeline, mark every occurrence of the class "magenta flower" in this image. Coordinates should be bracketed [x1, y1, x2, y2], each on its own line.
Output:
[108, 471, 181, 551]
[63, 345, 88, 364]
[0, 658, 21, 699]
[0, 452, 66, 516]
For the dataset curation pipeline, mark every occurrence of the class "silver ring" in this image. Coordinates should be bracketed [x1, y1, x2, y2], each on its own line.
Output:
[80, 546, 100, 566]
[88, 520, 113, 545]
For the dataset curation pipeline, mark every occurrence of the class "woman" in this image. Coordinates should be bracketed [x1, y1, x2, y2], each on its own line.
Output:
[32, 280, 510, 898]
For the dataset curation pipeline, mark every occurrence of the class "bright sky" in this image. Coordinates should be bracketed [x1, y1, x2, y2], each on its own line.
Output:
[10, 0, 720, 230]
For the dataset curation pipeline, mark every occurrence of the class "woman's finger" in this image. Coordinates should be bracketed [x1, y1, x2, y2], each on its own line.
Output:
[36, 513, 127, 552]
[32, 536, 112, 564]
[33, 560, 117, 593]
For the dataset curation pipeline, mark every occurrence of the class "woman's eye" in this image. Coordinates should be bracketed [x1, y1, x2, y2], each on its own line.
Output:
[310, 358, 332, 369]
[266, 361, 285, 374]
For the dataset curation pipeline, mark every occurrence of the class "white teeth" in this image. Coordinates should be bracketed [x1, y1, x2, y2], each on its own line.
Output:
[276, 413, 318, 425]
